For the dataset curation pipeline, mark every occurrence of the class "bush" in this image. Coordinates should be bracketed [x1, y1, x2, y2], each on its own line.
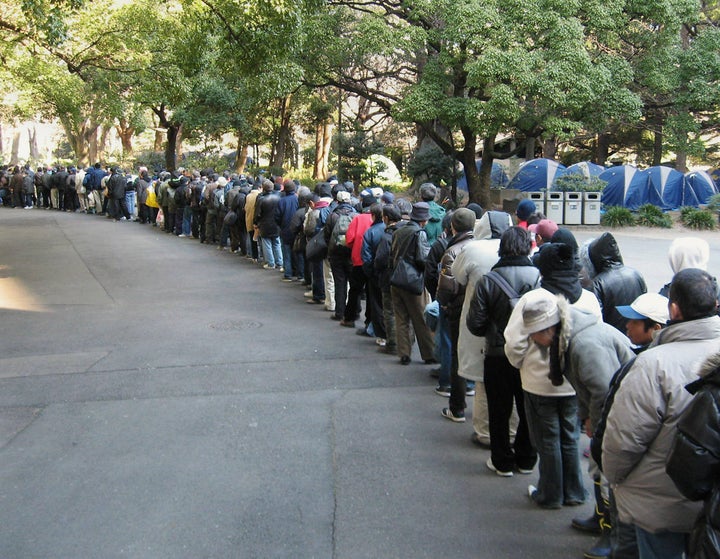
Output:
[601, 206, 635, 227]
[636, 204, 673, 228]
[706, 193, 720, 213]
[679, 205, 697, 221]
[552, 175, 607, 192]
[681, 208, 717, 230]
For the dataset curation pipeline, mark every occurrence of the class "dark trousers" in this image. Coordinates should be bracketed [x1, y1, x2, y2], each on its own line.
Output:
[448, 314, 467, 414]
[344, 265, 367, 324]
[311, 258, 325, 301]
[330, 257, 353, 319]
[485, 354, 537, 472]
[365, 275, 385, 338]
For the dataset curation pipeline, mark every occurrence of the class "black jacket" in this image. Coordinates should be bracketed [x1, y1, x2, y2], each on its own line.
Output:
[466, 256, 540, 355]
[254, 191, 281, 237]
[588, 232, 647, 333]
[667, 351, 720, 559]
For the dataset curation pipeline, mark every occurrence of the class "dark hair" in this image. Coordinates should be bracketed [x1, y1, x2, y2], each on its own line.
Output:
[669, 268, 719, 321]
[527, 211, 545, 226]
[499, 226, 532, 257]
[382, 204, 402, 223]
[370, 203, 383, 224]
[642, 318, 660, 332]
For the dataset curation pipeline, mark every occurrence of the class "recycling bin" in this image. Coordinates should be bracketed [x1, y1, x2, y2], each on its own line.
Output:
[545, 191, 564, 224]
[526, 191, 545, 216]
[564, 192, 582, 225]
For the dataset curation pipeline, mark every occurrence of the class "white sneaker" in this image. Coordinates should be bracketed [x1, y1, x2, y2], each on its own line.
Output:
[304, 290, 314, 298]
[486, 457, 513, 477]
[375, 338, 387, 347]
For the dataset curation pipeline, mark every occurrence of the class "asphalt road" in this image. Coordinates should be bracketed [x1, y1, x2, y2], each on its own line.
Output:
[0, 208, 717, 559]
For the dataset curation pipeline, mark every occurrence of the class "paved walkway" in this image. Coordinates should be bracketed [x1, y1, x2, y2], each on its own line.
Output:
[0, 208, 715, 558]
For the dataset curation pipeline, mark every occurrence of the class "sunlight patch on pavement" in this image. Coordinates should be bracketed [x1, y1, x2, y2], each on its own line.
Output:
[0, 268, 49, 312]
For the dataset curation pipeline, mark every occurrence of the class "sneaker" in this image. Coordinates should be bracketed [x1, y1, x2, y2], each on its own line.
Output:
[466, 388, 476, 397]
[281, 277, 293, 282]
[306, 298, 325, 305]
[434, 385, 451, 397]
[375, 338, 386, 347]
[441, 408, 465, 423]
[517, 467, 534, 475]
[178, 234, 187, 238]
[486, 458, 513, 477]
[471, 432, 491, 449]
[304, 291, 314, 298]
[528, 485, 538, 500]
[262, 263, 275, 269]
[339, 320, 355, 328]
[277, 267, 284, 273]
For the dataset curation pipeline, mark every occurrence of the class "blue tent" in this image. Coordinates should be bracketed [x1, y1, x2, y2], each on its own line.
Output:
[456, 161, 509, 191]
[685, 171, 719, 204]
[600, 165, 639, 207]
[507, 158, 566, 191]
[645, 166, 698, 210]
[564, 161, 605, 180]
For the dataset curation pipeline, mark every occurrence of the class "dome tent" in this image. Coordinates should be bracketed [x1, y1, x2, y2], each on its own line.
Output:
[599, 165, 639, 208]
[601, 165, 698, 211]
[456, 160, 510, 191]
[685, 170, 718, 204]
[564, 161, 605, 180]
[507, 158, 566, 192]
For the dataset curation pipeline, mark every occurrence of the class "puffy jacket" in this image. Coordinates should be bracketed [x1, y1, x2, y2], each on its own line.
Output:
[424, 201, 446, 245]
[374, 222, 402, 292]
[361, 221, 386, 274]
[436, 231, 474, 320]
[390, 220, 430, 284]
[275, 192, 299, 244]
[667, 351, 720, 558]
[466, 257, 540, 356]
[254, 191, 281, 238]
[346, 212, 374, 267]
[588, 232, 647, 333]
[603, 315, 720, 534]
[107, 172, 127, 200]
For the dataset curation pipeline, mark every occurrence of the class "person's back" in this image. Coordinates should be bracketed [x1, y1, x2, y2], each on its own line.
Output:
[588, 232, 646, 333]
[603, 268, 720, 555]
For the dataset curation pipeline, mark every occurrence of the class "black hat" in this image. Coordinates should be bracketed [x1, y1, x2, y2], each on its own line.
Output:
[410, 202, 430, 222]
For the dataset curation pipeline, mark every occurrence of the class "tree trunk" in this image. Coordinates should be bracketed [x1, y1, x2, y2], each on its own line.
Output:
[11, 129, 21, 165]
[165, 125, 180, 171]
[0, 122, 4, 158]
[88, 127, 98, 164]
[28, 126, 40, 161]
[313, 121, 332, 180]
[652, 126, 663, 166]
[478, 136, 495, 209]
[98, 125, 110, 163]
[234, 131, 248, 173]
[115, 118, 134, 156]
[461, 127, 484, 207]
[154, 129, 164, 152]
[596, 133, 610, 166]
[525, 136, 536, 160]
[176, 125, 184, 161]
[541, 137, 557, 160]
[675, 151, 687, 172]
[272, 95, 292, 171]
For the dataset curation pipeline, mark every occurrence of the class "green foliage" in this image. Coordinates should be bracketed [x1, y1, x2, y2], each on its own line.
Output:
[706, 194, 720, 213]
[406, 145, 455, 189]
[552, 175, 607, 192]
[680, 208, 717, 230]
[679, 205, 698, 221]
[636, 204, 673, 228]
[601, 206, 635, 227]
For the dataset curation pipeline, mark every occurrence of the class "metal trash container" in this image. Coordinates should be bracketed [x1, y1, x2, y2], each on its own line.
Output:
[583, 192, 602, 225]
[545, 191, 564, 224]
[564, 192, 582, 225]
[526, 191, 545, 216]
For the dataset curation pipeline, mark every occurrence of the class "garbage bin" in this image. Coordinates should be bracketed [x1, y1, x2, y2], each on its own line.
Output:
[526, 191, 545, 216]
[583, 192, 602, 225]
[545, 191, 564, 224]
[564, 192, 582, 225]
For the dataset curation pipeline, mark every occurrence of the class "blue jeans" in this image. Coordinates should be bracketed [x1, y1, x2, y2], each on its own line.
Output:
[635, 527, 687, 559]
[281, 242, 294, 278]
[125, 191, 136, 217]
[182, 207, 192, 235]
[524, 393, 586, 508]
[435, 308, 452, 387]
[261, 236, 283, 268]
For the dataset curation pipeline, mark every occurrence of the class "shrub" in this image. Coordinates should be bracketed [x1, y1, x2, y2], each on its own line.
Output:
[679, 205, 697, 221]
[706, 193, 720, 213]
[601, 206, 635, 227]
[681, 208, 717, 230]
[552, 175, 607, 192]
[636, 204, 673, 228]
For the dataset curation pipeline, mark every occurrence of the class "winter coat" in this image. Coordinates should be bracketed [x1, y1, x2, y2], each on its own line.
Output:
[374, 222, 402, 292]
[450, 211, 513, 380]
[346, 212, 374, 267]
[588, 233, 647, 333]
[361, 221, 386, 275]
[254, 191, 281, 238]
[424, 201, 446, 245]
[244, 190, 261, 233]
[425, 236, 449, 300]
[107, 172, 127, 200]
[436, 231, 475, 320]
[324, 203, 357, 261]
[466, 257, 540, 356]
[602, 315, 720, 534]
[275, 192, 299, 244]
[390, 220, 430, 285]
[667, 351, 720, 558]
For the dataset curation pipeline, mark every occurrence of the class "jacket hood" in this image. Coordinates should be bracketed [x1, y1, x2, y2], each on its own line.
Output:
[668, 237, 710, 274]
[686, 350, 720, 393]
[556, 296, 600, 367]
[428, 201, 446, 222]
[588, 232, 623, 272]
[473, 211, 512, 240]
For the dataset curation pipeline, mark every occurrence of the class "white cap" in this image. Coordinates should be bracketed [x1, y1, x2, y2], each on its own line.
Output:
[616, 293, 669, 325]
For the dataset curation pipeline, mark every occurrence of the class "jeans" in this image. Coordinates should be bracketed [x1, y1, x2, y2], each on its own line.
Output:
[635, 526, 687, 559]
[261, 236, 283, 268]
[524, 392, 586, 508]
[182, 207, 192, 235]
[281, 242, 294, 278]
[125, 191, 136, 217]
[311, 258, 325, 301]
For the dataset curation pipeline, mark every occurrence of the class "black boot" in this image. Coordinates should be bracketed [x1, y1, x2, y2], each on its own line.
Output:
[571, 479, 605, 535]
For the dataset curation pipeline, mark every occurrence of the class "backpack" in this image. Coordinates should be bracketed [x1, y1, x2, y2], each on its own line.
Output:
[485, 271, 521, 308]
[213, 187, 225, 210]
[329, 211, 355, 251]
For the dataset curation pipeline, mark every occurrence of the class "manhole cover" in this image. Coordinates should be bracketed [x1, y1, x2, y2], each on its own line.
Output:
[209, 320, 262, 331]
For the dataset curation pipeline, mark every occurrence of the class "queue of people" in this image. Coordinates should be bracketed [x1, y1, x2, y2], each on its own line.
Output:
[4, 162, 720, 559]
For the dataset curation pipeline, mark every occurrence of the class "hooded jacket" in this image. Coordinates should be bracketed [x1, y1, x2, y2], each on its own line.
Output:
[424, 201, 446, 245]
[588, 232, 647, 333]
[667, 351, 720, 558]
[659, 238, 720, 309]
[602, 315, 720, 534]
[436, 230, 475, 320]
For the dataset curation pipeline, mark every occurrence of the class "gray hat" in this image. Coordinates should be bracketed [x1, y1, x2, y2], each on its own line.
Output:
[419, 183, 437, 201]
[410, 202, 430, 222]
[451, 208, 476, 233]
[522, 290, 560, 334]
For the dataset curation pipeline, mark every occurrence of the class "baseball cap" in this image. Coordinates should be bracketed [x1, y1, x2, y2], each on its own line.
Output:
[616, 293, 669, 325]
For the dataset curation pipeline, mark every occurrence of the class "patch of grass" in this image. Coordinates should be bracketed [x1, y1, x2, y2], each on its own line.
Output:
[601, 206, 635, 227]
[681, 208, 717, 230]
[636, 204, 673, 228]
